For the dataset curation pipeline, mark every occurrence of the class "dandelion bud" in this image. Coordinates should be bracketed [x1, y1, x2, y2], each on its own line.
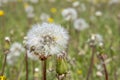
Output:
[56, 58, 68, 75]
[4, 37, 10, 54]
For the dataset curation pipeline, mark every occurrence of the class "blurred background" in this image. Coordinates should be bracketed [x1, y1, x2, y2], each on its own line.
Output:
[0, 0, 120, 80]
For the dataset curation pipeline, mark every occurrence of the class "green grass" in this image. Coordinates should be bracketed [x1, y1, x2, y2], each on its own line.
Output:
[0, 0, 120, 80]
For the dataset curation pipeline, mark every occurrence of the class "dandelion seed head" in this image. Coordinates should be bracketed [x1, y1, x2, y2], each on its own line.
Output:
[72, 1, 80, 7]
[7, 42, 25, 65]
[62, 8, 77, 21]
[26, 23, 69, 59]
[95, 11, 102, 17]
[73, 18, 89, 31]
[35, 68, 39, 72]
[5, 36, 10, 42]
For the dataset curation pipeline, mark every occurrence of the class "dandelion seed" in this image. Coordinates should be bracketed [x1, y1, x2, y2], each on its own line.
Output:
[96, 71, 103, 77]
[24, 4, 34, 13]
[26, 23, 69, 60]
[72, 1, 80, 7]
[109, 0, 120, 5]
[95, 11, 102, 17]
[62, 8, 77, 21]
[7, 42, 25, 65]
[73, 18, 89, 31]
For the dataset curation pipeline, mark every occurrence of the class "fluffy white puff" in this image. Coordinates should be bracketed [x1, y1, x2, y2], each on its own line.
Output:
[73, 18, 89, 31]
[24, 5, 34, 13]
[26, 23, 69, 57]
[7, 42, 25, 65]
[27, 50, 38, 61]
[62, 8, 77, 21]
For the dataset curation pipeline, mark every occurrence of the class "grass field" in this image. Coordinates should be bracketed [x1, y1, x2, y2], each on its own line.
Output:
[0, 0, 120, 80]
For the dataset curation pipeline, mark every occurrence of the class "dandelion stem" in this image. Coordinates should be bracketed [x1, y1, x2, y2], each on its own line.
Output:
[42, 60, 47, 80]
[114, 68, 117, 80]
[25, 51, 28, 80]
[0, 54, 7, 76]
[100, 55, 108, 80]
[32, 61, 35, 80]
[86, 46, 95, 80]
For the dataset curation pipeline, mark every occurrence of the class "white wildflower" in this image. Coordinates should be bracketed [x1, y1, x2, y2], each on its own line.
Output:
[5, 36, 10, 42]
[109, 0, 120, 5]
[26, 23, 69, 60]
[72, 1, 80, 7]
[96, 71, 103, 77]
[25, 5, 34, 13]
[35, 67, 39, 72]
[73, 18, 89, 31]
[7, 42, 25, 65]
[62, 8, 77, 21]
[95, 11, 102, 17]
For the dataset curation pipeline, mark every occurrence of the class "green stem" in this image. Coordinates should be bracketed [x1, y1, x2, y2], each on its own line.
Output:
[86, 46, 95, 80]
[0, 54, 7, 76]
[25, 51, 28, 80]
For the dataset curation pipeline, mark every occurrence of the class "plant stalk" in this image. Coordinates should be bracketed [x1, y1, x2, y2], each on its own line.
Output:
[42, 60, 47, 80]
[25, 51, 28, 80]
[100, 55, 108, 80]
[0, 54, 7, 76]
[86, 46, 95, 80]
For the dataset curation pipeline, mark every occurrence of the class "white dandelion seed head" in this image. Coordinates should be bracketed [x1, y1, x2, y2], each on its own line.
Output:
[96, 71, 103, 77]
[27, 50, 38, 61]
[72, 1, 80, 7]
[95, 11, 102, 17]
[40, 13, 50, 22]
[109, 0, 120, 5]
[73, 18, 89, 31]
[7, 42, 25, 65]
[1, 0, 9, 4]
[62, 8, 77, 21]
[25, 5, 34, 13]
[9, 42, 25, 56]
[26, 23, 69, 58]
[88, 34, 103, 46]
[93, 34, 103, 43]
[87, 33, 104, 46]
[5, 36, 10, 42]
[35, 67, 39, 72]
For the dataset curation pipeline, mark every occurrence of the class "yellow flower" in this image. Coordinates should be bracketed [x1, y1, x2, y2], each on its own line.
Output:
[48, 18, 54, 23]
[0, 10, 4, 16]
[77, 70, 82, 75]
[50, 8, 57, 13]
[24, 3, 29, 8]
